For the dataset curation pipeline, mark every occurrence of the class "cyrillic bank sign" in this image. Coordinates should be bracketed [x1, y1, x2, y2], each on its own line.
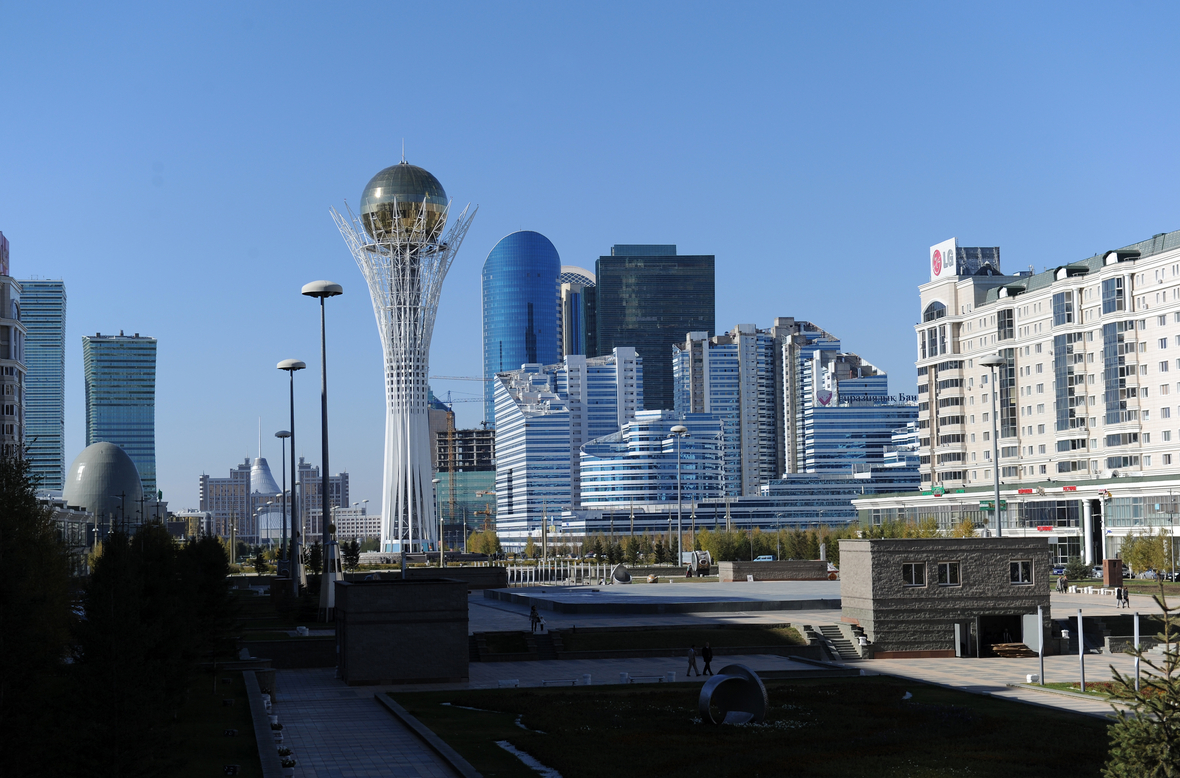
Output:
[930, 237, 958, 282]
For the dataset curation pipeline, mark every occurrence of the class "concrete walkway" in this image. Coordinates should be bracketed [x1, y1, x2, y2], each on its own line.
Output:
[274, 668, 458, 778]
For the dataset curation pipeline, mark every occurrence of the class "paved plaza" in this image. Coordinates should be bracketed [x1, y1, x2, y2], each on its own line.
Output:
[272, 579, 1171, 776]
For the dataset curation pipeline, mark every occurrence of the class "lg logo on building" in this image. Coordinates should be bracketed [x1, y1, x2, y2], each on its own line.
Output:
[929, 238, 958, 281]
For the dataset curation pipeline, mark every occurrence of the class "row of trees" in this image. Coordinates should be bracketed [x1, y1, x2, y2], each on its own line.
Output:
[497, 518, 979, 567]
[0, 454, 237, 775]
[1120, 530, 1177, 576]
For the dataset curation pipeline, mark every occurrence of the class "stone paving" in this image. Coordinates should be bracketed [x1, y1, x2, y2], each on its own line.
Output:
[274, 668, 459, 778]
[270, 581, 1172, 776]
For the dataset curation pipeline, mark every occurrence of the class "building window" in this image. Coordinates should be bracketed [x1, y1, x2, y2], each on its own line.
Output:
[902, 562, 927, 587]
[1010, 560, 1033, 585]
[937, 561, 961, 586]
[1102, 277, 1125, 314]
[997, 309, 1014, 341]
[1052, 291, 1074, 326]
[1166, 454, 1173, 465]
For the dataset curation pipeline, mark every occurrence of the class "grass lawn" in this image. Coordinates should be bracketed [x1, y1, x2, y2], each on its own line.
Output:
[172, 670, 264, 778]
[392, 677, 1110, 778]
[560, 625, 805, 652]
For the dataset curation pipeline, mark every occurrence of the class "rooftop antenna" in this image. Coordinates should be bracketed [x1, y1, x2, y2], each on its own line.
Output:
[401, 138, 405, 163]
[258, 418, 262, 460]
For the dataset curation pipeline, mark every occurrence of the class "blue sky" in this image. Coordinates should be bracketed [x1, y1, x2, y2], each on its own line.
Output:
[3, 2, 1179, 510]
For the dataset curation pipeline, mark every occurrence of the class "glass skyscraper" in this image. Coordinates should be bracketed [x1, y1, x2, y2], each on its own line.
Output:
[595, 245, 714, 412]
[482, 231, 561, 427]
[83, 332, 157, 496]
[558, 266, 596, 358]
[20, 279, 66, 492]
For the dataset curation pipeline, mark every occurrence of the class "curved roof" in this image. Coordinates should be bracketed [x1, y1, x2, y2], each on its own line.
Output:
[62, 442, 144, 520]
[559, 265, 595, 286]
[360, 162, 446, 213]
[250, 457, 281, 495]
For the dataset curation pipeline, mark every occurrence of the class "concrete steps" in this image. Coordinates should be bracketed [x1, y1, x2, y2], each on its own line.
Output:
[817, 624, 861, 661]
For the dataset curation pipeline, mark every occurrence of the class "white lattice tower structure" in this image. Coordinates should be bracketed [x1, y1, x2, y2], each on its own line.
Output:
[332, 196, 475, 552]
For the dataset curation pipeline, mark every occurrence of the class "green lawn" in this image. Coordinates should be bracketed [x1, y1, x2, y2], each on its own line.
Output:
[172, 670, 264, 778]
[560, 625, 805, 652]
[392, 677, 1111, 778]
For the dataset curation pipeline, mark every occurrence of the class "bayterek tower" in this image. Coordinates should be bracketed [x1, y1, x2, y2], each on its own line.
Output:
[332, 161, 476, 552]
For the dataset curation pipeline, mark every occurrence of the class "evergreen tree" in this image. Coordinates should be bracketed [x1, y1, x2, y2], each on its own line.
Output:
[1105, 583, 1180, 777]
[0, 453, 73, 772]
[342, 538, 361, 570]
[252, 547, 269, 574]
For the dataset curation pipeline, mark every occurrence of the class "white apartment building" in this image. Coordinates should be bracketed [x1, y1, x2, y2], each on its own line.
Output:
[855, 231, 1180, 564]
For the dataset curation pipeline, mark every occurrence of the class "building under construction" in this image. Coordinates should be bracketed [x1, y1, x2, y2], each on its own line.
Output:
[434, 425, 495, 548]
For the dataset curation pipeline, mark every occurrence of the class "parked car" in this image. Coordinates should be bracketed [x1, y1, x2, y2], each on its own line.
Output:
[753, 555, 775, 562]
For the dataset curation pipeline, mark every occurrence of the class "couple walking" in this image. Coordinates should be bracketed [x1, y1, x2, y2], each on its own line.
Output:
[687, 642, 713, 677]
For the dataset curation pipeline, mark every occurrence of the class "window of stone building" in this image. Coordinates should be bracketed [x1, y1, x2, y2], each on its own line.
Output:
[937, 561, 961, 586]
[1009, 560, 1033, 585]
[902, 562, 926, 587]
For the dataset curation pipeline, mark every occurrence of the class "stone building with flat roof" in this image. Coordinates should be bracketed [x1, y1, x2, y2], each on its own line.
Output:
[839, 537, 1051, 658]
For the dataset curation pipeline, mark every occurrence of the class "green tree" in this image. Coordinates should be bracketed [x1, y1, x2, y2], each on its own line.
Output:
[359, 537, 380, 552]
[524, 535, 537, 560]
[74, 524, 198, 775]
[178, 534, 234, 659]
[623, 537, 639, 565]
[342, 539, 361, 570]
[0, 453, 73, 772]
[1104, 583, 1180, 777]
[1065, 555, 1092, 581]
[252, 548, 269, 574]
[653, 539, 667, 564]
[305, 541, 323, 572]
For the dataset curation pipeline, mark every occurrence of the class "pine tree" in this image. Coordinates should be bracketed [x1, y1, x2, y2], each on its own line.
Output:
[1105, 582, 1180, 777]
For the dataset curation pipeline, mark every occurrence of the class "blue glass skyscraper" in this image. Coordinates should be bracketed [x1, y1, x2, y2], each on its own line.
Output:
[20, 279, 66, 492]
[83, 332, 157, 498]
[483, 231, 561, 426]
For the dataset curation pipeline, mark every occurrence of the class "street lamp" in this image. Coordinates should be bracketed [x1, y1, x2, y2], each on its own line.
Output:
[668, 424, 689, 566]
[275, 430, 291, 570]
[433, 478, 443, 567]
[302, 280, 343, 609]
[979, 353, 1006, 537]
[277, 359, 306, 596]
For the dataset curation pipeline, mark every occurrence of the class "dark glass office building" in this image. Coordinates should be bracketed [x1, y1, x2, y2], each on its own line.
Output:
[482, 231, 561, 427]
[595, 245, 714, 411]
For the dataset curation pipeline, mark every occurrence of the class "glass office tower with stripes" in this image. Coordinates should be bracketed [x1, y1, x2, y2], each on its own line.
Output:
[83, 332, 157, 497]
[20, 279, 66, 492]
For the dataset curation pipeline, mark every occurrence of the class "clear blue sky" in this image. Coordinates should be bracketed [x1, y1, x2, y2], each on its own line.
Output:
[3, 2, 1179, 510]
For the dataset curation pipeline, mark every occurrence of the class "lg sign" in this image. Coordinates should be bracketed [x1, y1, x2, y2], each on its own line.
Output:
[929, 238, 958, 282]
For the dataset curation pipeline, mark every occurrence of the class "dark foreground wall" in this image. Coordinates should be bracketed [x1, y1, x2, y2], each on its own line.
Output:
[336, 578, 468, 685]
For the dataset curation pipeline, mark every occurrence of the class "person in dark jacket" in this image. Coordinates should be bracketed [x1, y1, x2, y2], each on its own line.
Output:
[701, 642, 714, 675]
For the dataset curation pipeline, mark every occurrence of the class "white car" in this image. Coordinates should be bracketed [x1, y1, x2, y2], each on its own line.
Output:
[753, 555, 775, 562]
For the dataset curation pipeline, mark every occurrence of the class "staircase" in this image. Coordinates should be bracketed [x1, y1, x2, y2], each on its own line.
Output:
[816, 625, 861, 662]
[533, 632, 559, 660]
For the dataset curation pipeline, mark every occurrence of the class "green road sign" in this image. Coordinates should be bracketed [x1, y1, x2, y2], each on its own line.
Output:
[979, 499, 1008, 511]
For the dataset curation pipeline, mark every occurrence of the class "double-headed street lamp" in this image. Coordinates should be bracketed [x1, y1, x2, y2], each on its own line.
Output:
[979, 353, 1006, 537]
[668, 424, 689, 565]
[277, 358, 306, 595]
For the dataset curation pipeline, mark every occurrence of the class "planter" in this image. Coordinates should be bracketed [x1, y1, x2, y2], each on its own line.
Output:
[272, 731, 284, 743]
[281, 769, 294, 778]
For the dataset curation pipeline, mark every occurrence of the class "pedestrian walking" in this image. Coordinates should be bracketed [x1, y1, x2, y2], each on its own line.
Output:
[1120, 587, 1130, 609]
[701, 642, 714, 675]
[529, 605, 540, 633]
[687, 644, 701, 677]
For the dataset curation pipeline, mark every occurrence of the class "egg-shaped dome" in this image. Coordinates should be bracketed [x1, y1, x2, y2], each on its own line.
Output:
[360, 162, 448, 239]
[62, 442, 144, 524]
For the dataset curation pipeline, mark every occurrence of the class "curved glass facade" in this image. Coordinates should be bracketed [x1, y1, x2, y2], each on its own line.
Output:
[483, 231, 561, 426]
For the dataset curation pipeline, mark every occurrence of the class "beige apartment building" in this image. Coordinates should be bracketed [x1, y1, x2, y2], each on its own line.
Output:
[854, 230, 1180, 565]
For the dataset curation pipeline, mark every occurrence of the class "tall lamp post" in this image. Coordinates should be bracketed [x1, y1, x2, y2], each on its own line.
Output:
[669, 425, 689, 565]
[433, 478, 443, 567]
[302, 280, 343, 603]
[276, 430, 291, 570]
[979, 353, 1006, 537]
[278, 359, 306, 596]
